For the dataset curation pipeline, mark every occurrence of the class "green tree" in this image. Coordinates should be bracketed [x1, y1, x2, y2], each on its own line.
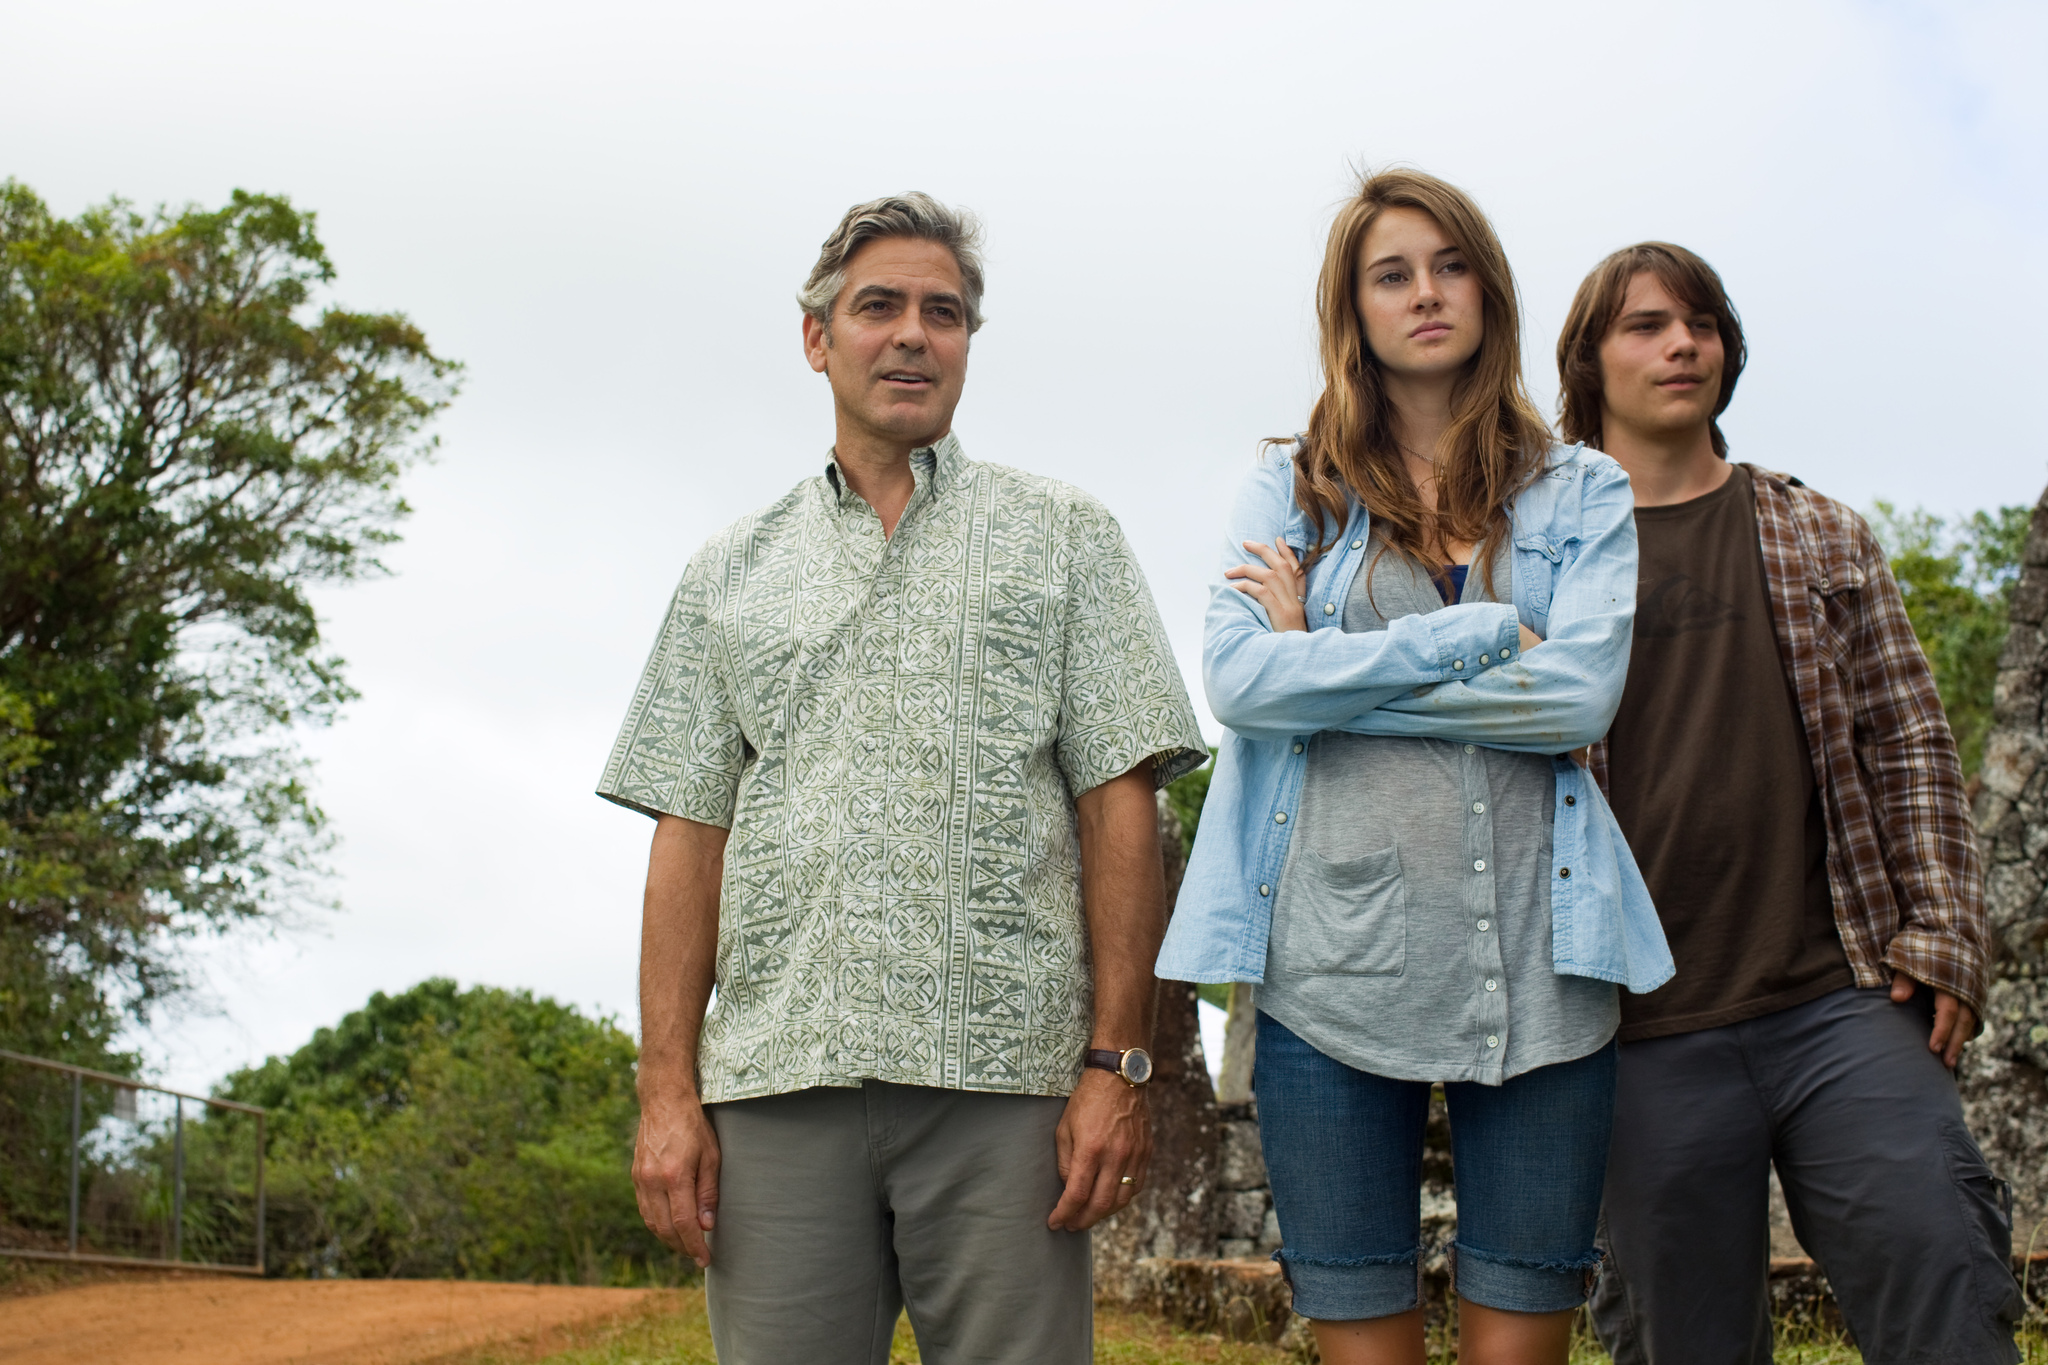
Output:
[0, 182, 457, 1065]
[1869, 502, 2030, 780]
[208, 980, 679, 1283]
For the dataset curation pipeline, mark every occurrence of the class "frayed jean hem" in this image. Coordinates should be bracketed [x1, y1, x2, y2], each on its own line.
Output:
[1454, 1242, 1604, 1314]
[1276, 1245, 1422, 1322]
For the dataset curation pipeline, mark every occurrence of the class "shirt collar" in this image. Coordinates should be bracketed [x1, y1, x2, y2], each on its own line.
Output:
[824, 432, 965, 507]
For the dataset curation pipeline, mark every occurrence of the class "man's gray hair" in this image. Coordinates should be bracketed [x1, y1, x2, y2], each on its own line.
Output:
[798, 192, 986, 335]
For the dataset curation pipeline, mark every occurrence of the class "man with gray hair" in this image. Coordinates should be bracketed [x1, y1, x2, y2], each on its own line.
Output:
[599, 192, 1206, 1364]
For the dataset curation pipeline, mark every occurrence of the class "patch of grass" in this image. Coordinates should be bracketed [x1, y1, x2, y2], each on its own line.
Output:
[0, 1257, 223, 1301]
[1087, 1307, 1299, 1363]
[466, 1290, 2048, 1364]
[455, 1290, 1297, 1364]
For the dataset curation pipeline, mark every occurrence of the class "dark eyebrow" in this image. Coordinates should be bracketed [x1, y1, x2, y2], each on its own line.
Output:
[1617, 307, 1675, 324]
[846, 284, 966, 311]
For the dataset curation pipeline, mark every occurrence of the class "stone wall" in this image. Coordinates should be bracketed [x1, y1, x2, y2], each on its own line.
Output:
[1963, 484, 2048, 1242]
[1213, 1103, 1279, 1260]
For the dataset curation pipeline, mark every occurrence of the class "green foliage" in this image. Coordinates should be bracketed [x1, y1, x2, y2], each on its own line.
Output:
[1164, 748, 1216, 864]
[209, 979, 681, 1283]
[0, 181, 458, 1062]
[1164, 751, 1230, 1011]
[1869, 502, 2031, 779]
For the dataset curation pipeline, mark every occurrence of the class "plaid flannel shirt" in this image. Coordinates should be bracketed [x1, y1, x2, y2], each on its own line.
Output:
[1591, 464, 1990, 1016]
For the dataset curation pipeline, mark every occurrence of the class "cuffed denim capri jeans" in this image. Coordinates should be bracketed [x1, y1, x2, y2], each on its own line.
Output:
[1255, 1012, 1616, 1319]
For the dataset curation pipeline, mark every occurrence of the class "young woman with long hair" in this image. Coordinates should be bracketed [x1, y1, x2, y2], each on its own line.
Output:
[1158, 170, 1672, 1365]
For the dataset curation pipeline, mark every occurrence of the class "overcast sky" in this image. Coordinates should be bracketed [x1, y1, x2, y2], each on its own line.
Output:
[5, 0, 2043, 1092]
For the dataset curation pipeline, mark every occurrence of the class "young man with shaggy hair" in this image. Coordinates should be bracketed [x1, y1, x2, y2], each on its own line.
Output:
[1558, 242, 2021, 1363]
[600, 193, 1205, 1364]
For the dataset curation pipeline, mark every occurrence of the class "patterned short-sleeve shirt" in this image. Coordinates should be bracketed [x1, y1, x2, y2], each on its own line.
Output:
[599, 434, 1207, 1102]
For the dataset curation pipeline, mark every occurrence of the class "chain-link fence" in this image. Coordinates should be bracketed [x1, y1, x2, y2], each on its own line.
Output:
[0, 1049, 265, 1273]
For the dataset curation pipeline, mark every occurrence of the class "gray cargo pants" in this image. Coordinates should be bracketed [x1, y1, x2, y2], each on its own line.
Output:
[703, 1081, 1091, 1365]
[1590, 986, 2021, 1364]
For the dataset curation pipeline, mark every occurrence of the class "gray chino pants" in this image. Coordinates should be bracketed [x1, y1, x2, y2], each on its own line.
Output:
[1590, 986, 2022, 1365]
[703, 1081, 1091, 1365]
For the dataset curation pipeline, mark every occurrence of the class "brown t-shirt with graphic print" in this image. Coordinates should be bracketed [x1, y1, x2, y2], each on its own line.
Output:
[1605, 464, 1852, 1041]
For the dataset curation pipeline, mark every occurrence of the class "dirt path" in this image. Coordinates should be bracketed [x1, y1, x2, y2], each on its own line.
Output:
[0, 1278, 653, 1365]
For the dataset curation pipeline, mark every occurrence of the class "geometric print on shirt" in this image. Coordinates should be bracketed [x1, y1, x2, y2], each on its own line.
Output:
[598, 434, 1207, 1103]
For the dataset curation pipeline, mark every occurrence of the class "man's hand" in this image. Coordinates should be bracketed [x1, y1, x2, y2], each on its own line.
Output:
[635, 815, 727, 1266]
[633, 1092, 721, 1267]
[1048, 1067, 1152, 1231]
[1063, 764, 1167, 1232]
[1890, 973, 1980, 1069]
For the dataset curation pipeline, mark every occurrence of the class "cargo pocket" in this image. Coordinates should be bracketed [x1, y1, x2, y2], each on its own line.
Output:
[1276, 846, 1407, 975]
[1940, 1120, 2025, 1334]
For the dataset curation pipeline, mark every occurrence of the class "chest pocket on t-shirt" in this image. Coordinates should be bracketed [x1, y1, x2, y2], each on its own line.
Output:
[1276, 846, 1408, 976]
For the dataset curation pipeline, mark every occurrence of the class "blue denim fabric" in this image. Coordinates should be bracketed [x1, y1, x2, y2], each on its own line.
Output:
[1254, 1012, 1616, 1318]
[1155, 442, 1675, 994]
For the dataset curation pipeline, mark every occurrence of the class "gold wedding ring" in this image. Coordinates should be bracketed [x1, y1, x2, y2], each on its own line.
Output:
[1120, 1175, 1134, 1185]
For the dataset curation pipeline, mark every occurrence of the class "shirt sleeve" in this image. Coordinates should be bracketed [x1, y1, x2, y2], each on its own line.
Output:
[596, 538, 747, 826]
[1201, 450, 1522, 743]
[1054, 495, 1209, 798]
[1337, 454, 1639, 752]
[1842, 515, 1991, 1015]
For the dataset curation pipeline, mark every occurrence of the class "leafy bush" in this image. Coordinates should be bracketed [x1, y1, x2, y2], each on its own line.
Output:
[205, 979, 682, 1283]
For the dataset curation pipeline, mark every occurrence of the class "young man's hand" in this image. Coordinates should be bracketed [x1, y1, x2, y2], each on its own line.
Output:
[1890, 973, 1980, 1069]
[1048, 1067, 1152, 1231]
[633, 1090, 721, 1267]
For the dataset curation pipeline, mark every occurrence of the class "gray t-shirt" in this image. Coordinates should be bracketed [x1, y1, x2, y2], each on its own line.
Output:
[1259, 538, 1618, 1085]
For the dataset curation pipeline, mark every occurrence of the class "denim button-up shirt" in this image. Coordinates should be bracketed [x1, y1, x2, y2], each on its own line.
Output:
[1157, 442, 1675, 995]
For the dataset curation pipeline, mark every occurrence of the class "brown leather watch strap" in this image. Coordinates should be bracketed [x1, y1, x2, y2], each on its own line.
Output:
[1084, 1049, 1125, 1073]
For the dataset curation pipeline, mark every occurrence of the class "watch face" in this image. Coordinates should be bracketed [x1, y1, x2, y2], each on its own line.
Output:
[1120, 1049, 1153, 1085]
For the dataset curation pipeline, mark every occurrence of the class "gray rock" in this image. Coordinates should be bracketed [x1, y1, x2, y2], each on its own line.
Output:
[1219, 1189, 1269, 1241]
[1219, 1120, 1267, 1190]
[1963, 487, 2048, 1242]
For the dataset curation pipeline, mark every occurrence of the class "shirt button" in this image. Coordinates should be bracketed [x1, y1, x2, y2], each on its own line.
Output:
[1452, 659, 1465, 670]
[1485, 979, 1498, 992]
[1258, 884, 1271, 897]
[1464, 745, 1476, 754]
[1351, 540, 1364, 550]
[1501, 646, 1512, 658]
[1479, 653, 1491, 665]
[1477, 919, 1490, 931]
[1558, 867, 1571, 879]
[1473, 859, 1486, 872]
[1564, 795, 1576, 807]
[1292, 743, 1304, 754]
[1487, 1035, 1499, 1048]
[1472, 802, 1485, 814]
[1274, 812, 1288, 824]
[1323, 603, 1335, 615]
